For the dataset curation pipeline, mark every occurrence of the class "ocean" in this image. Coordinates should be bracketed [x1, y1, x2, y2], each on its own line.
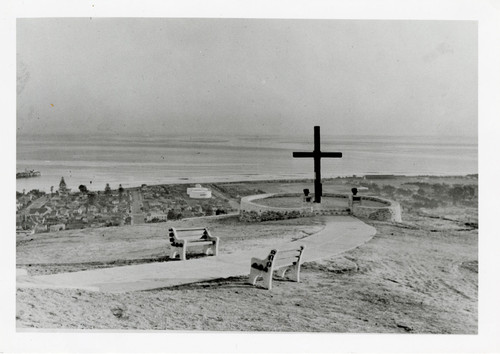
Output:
[16, 134, 478, 193]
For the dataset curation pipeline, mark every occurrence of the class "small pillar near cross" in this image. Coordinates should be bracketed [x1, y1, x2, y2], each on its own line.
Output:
[293, 126, 342, 203]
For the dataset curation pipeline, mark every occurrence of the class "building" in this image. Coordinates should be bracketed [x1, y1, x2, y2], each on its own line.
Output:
[59, 177, 71, 195]
[145, 213, 168, 222]
[187, 184, 212, 199]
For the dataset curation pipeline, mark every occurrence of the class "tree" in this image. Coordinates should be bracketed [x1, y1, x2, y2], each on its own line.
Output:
[167, 209, 177, 220]
[118, 184, 124, 201]
[78, 185, 88, 194]
[105, 183, 112, 195]
[28, 189, 45, 199]
[204, 205, 214, 216]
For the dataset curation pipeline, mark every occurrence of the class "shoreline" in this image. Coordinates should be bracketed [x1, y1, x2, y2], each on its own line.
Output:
[17, 173, 478, 194]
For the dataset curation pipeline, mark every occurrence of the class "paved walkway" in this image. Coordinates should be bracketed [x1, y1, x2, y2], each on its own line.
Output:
[16, 216, 376, 293]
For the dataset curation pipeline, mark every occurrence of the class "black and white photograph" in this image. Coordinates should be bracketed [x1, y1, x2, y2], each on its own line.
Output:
[3, 1, 500, 353]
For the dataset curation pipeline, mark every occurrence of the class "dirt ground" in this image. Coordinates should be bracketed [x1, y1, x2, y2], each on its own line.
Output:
[16, 177, 478, 333]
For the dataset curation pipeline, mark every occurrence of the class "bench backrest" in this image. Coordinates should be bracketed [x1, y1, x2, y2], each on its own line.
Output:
[169, 227, 212, 244]
[271, 246, 305, 268]
[252, 246, 305, 272]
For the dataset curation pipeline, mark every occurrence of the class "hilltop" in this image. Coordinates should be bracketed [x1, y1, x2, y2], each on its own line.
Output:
[16, 176, 477, 332]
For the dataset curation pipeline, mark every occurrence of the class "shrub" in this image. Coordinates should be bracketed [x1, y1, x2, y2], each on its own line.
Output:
[411, 194, 439, 208]
[381, 185, 396, 196]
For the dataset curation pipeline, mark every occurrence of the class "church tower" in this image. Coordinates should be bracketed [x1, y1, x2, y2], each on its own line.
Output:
[59, 177, 68, 195]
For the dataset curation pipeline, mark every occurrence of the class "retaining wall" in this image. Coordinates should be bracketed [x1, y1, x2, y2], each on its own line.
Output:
[240, 193, 401, 222]
[350, 196, 402, 222]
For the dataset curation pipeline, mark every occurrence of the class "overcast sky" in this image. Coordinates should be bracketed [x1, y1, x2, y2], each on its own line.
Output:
[16, 18, 477, 137]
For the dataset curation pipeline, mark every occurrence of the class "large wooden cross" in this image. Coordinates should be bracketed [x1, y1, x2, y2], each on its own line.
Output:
[293, 126, 342, 203]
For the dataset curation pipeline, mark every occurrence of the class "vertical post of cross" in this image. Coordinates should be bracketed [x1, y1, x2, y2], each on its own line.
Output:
[313, 126, 322, 203]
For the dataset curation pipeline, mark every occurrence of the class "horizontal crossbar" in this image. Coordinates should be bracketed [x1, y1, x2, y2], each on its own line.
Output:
[293, 152, 342, 158]
[177, 235, 210, 240]
[277, 248, 302, 254]
[175, 230, 207, 236]
[183, 240, 215, 246]
[173, 227, 207, 232]
[274, 261, 297, 269]
[275, 255, 299, 262]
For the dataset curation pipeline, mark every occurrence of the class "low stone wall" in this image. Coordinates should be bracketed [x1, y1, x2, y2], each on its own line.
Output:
[239, 193, 313, 222]
[240, 193, 350, 222]
[240, 193, 402, 222]
[350, 196, 402, 222]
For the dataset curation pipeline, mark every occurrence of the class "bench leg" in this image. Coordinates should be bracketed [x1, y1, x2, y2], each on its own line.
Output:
[263, 271, 273, 290]
[212, 241, 219, 256]
[202, 243, 218, 257]
[170, 247, 187, 261]
[276, 265, 301, 282]
[180, 246, 187, 261]
[276, 267, 288, 279]
[288, 264, 301, 282]
[248, 268, 260, 286]
[248, 269, 273, 290]
[170, 248, 179, 260]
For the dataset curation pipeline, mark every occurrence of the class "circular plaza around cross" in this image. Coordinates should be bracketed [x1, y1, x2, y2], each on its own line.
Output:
[240, 193, 402, 223]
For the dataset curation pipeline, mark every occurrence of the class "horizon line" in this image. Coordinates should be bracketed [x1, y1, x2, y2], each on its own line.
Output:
[17, 132, 479, 138]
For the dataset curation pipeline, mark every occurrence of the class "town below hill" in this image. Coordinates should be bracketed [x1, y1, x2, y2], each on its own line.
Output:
[16, 174, 478, 235]
[16, 178, 237, 235]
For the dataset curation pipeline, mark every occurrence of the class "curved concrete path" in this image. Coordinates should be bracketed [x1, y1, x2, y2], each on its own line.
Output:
[17, 216, 376, 293]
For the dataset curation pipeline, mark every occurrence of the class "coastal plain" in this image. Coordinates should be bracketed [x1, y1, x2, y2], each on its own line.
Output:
[16, 176, 477, 333]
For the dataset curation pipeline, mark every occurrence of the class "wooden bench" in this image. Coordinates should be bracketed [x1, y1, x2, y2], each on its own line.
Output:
[169, 227, 219, 261]
[248, 245, 305, 290]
